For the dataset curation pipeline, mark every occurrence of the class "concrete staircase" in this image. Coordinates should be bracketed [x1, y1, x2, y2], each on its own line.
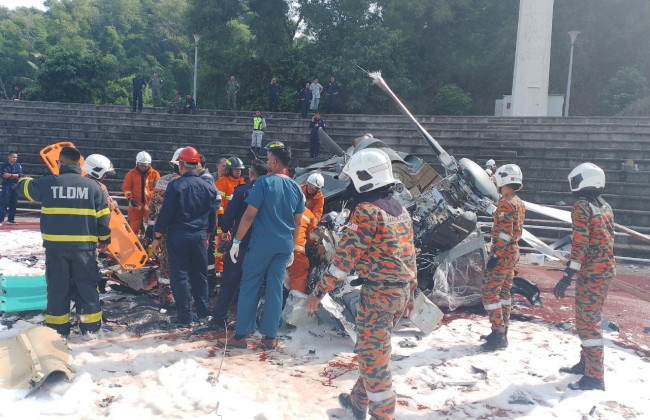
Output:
[1, 100, 649, 258]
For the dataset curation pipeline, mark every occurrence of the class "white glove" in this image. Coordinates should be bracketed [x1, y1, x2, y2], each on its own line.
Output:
[287, 251, 294, 267]
[230, 242, 240, 263]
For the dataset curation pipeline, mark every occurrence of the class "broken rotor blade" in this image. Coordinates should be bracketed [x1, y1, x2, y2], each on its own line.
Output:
[317, 127, 346, 157]
[524, 200, 650, 244]
[362, 68, 458, 173]
[520, 228, 565, 261]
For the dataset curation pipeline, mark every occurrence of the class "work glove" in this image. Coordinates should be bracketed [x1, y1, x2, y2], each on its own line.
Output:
[144, 225, 154, 241]
[129, 198, 139, 208]
[553, 268, 577, 299]
[230, 241, 240, 263]
[287, 252, 294, 267]
[486, 255, 499, 270]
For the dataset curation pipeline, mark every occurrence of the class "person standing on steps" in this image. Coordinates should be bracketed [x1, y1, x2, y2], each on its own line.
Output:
[554, 163, 615, 391]
[298, 82, 312, 118]
[149, 73, 163, 108]
[308, 112, 325, 158]
[480, 164, 525, 352]
[132, 72, 147, 112]
[225, 76, 240, 110]
[251, 110, 267, 156]
[309, 78, 323, 111]
[0, 152, 22, 226]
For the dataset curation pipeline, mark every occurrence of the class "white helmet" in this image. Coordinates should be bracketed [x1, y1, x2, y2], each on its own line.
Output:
[136, 151, 152, 165]
[568, 162, 605, 192]
[485, 159, 496, 167]
[341, 148, 396, 193]
[170, 147, 185, 166]
[82, 154, 115, 179]
[306, 173, 325, 190]
[494, 164, 523, 190]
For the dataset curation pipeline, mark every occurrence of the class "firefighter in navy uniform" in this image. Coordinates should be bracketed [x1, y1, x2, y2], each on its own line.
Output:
[18, 146, 111, 336]
[152, 146, 219, 327]
[306, 148, 417, 420]
[554, 163, 615, 391]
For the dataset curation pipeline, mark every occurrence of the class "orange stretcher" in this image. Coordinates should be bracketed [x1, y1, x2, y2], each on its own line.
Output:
[39, 142, 148, 270]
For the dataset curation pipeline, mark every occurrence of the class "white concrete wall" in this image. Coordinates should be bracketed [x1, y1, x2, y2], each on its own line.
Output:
[511, 0, 554, 116]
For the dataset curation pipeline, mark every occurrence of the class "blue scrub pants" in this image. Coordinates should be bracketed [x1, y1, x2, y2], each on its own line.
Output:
[167, 229, 211, 323]
[235, 245, 291, 339]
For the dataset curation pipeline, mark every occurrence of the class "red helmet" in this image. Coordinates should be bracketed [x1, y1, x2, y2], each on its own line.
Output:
[177, 146, 200, 164]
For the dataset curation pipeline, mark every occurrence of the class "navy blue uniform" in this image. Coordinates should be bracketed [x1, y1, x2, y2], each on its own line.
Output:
[309, 117, 325, 158]
[298, 88, 312, 118]
[210, 181, 255, 326]
[132, 76, 147, 112]
[268, 82, 282, 111]
[0, 160, 23, 223]
[19, 165, 111, 335]
[325, 81, 339, 114]
[154, 172, 219, 324]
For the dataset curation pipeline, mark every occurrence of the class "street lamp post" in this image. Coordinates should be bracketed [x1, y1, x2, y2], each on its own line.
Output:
[193, 33, 202, 108]
[564, 30, 580, 117]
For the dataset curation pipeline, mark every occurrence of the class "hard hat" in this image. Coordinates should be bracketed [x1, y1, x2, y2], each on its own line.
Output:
[568, 162, 605, 192]
[264, 141, 286, 152]
[485, 159, 496, 167]
[136, 151, 152, 165]
[494, 164, 523, 189]
[340, 148, 396, 193]
[170, 147, 186, 166]
[225, 156, 245, 176]
[306, 173, 325, 189]
[82, 154, 115, 179]
[177, 146, 200, 164]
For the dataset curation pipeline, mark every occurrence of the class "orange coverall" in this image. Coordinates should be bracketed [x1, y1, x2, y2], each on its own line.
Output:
[122, 167, 160, 234]
[287, 207, 317, 292]
[214, 175, 245, 273]
[300, 184, 324, 224]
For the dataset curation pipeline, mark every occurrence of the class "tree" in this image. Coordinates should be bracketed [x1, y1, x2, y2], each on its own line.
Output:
[600, 66, 647, 115]
[432, 84, 472, 115]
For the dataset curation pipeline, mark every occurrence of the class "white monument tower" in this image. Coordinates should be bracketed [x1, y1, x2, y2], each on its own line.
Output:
[510, 0, 555, 116]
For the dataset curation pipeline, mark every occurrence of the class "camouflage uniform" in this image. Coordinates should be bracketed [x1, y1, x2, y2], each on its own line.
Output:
[148, 172, 180, 302]
[568, 198, 615, 380]
[313, 202, 417, 420]
[481, 190, 525, 333]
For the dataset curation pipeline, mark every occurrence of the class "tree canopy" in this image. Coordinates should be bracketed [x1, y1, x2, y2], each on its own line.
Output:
[1, 0, 650, 115]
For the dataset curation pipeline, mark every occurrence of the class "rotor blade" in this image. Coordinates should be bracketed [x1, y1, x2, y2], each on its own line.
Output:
[520, 228, 565, 261]
[523, 200, 571, 224]
[362, 69, 457, 173]
[524, 200, 650, 244]
[317, 127, 346, 157]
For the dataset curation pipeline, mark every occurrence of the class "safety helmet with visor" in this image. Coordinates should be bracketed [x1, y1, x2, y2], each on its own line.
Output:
[339, 148, 396, 193]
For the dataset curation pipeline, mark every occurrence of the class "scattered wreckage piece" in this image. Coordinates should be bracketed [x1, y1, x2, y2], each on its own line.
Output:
[0, 275, 47, 313]
[0, 325, 74, 393]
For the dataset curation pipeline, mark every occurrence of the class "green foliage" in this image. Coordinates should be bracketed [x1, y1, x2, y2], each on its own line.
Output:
[432, 84, 472, 115]
[600, 66, 647, 115]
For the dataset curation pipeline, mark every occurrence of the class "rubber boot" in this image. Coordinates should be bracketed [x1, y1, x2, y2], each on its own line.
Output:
[480, 327, 507, 342]
[559, 356, 585, 375]
[338, 393, 367, 420]
[568, 375, 605, 391]
[480, 331, 508, 352]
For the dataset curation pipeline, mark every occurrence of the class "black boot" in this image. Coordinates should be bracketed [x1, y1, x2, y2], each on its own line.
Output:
[338, 393, 367, 420]
[480, 327, 507, 342]
[568, 375, 605, 391]
[559, 356, 585, 375]
[480, 331, 508, 352]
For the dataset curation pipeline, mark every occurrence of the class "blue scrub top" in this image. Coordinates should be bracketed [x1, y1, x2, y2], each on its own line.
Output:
[246, 174, 305, 253]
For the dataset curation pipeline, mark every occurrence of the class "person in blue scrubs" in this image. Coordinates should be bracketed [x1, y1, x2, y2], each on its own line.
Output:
[223, 141, 304, 350]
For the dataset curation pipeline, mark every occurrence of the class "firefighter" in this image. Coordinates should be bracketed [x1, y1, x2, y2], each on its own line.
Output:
[152, 147, 219, 327]
[287, 204, 316, 293]
[306, 148, 417, 420]
[145, 147, 185, 304]
[18, 146, 111, 336]
[480, 164, 525, 352]
[122, 151, 160, 235]
[301, 172, 325, 223]
[553, 163, 615, 391]
[485, 159, 497, 176]
[82, 154, 118, 210]
[209, 159, 267, 329]
[214, 156, 246, 275]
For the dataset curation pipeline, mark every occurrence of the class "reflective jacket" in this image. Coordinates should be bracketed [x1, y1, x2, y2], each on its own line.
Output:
[490, 190, 525, 258]
[216, 175, 245, 215]
[19, 165, 111, 249]
[295, 207, 317, 253]
[122, 167, 160, 208]
[567, 197, 616, 276]
[301, 184, 324, 223]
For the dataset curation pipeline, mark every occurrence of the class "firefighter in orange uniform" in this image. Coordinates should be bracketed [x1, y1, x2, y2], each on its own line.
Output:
[214, 157, 246, 274]
[122, 151, 160, 235]
[300, 172, 325, 223]
[480, 164, 525, 352]
[287, 205, 317, 293]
